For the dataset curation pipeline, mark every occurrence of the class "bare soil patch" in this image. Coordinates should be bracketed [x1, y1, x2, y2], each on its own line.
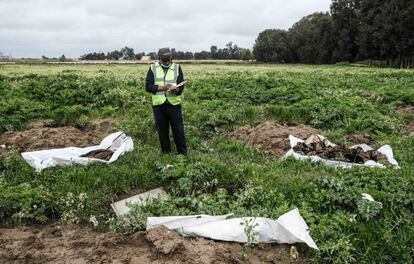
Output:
[0, 225, 307, 264]
[399, 106, 414, 135]
[346, 133, 372, 145]
[0, 118, 116, 156]
[227, 122, 318, 157]
[406, 122, 414, 135]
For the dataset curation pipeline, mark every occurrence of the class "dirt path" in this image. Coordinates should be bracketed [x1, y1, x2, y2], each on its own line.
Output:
[0, 225, 306, 264]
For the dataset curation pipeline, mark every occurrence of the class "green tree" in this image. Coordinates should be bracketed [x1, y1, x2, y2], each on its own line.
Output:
[135, 52, 145, 60]
[210, 45, 218, 59]
[106, 50, 122, 60]
[80, 52, 105, 60]
[289, 12, 335, 64]
[120, 46, 135, 60]
[184, 51, 194, 60]
[240, 49, 252, 61]
[194, 50, 211, 60]
[58, 54, 67, 62]
[358, 0, 414, 67]
[147, 52, 157, 60]
[253, 29, 290, 62]
[330, 0, 361, 62]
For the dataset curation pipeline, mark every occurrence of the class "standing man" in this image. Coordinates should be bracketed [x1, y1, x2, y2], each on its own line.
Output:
[145, 47, 187, 155]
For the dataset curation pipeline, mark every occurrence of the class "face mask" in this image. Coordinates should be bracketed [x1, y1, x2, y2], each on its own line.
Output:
[161, 62, 171, 68]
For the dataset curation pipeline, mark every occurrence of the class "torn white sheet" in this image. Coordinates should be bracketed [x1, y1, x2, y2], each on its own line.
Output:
[282, 135, 399, 169]
[148, 214, 232, 230]
[362, 193, 375, 202]
[362, 193, 383, 206]
[112, 188, 168, 217]
[147, 208, 318, 250]
[21, 131, 133, 171]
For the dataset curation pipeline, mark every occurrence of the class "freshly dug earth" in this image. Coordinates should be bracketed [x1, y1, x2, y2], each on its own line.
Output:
[227, 122, 318, 157]
[0, 225, 307, 264]
[0, 118, 115, 156]
[399, 106, 414, 135]
[346, 133, 372, 145]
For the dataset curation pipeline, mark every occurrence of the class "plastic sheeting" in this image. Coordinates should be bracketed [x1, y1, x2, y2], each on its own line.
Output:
[283, 135, 399, 169]
[21, 132, 133, 171]
[147, 208, 318, 250]
[112, 188, 168, 217]
[362, 193, 383, 206]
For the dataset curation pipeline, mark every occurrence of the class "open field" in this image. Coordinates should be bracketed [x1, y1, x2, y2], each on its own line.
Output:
[0, 63, 414, 263]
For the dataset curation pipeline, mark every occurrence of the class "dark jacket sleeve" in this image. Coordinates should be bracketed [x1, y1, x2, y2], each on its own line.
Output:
[176, 66, 185, 95]
[145, 67, 158, 94]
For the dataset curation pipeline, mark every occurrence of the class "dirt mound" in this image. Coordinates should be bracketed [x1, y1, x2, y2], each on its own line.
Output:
[399, 106, 414, 135]
[346, 133, 372, 144]
[0, 225, 307, 264]
[227, 122, 318, 157]
[0, 118, 116, 156]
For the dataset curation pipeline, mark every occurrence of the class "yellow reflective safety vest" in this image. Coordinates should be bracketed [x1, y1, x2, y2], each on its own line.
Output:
[151, 62, 182, 106]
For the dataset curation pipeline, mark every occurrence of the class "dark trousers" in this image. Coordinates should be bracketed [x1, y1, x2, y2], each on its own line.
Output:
[153, 102, 187, 154]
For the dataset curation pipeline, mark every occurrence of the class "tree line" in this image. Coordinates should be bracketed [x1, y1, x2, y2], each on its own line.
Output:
[80, 47, 145, 61]
[253, 0, 414, 68]
[79, 42, 253, 61]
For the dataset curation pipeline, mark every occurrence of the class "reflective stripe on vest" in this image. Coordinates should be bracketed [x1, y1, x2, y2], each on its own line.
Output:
[151, 62, 182, 106]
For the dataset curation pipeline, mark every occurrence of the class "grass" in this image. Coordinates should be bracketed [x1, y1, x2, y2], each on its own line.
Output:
[0, 63, 413, 263]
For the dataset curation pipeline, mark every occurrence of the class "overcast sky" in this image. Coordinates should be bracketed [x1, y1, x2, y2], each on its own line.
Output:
[0, 0, 331, 58]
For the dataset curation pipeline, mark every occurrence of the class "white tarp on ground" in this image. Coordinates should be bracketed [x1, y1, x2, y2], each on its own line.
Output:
[112, 188, 168, 217]
[147, 208, 318, 250]
[21, 131, 133, 171]
[283, 135, 399, 169]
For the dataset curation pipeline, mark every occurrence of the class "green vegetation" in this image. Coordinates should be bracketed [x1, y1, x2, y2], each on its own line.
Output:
[0, 63, 413, 263]
[254, 1, 414, 67]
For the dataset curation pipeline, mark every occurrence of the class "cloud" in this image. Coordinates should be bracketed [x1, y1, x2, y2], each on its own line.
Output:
[0, 0, 331, 57]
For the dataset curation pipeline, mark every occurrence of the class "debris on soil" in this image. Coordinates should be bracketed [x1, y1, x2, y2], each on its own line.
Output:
[0, 118, 116, 156]
[80, 149, 114, 160]
[293, 134, 388, 164]
[346, 133, 372, 144]
[227, 122, 319, 157]
[0, 225, 307, 264]
[399, 106, 414, 135]
[290, 246, 299, 260]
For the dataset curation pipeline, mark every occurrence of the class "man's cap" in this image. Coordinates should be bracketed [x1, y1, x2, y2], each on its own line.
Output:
[158, 47, 172, 60]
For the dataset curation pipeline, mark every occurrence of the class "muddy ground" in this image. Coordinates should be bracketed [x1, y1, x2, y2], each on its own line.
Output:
[227, 122, 319, 157]
[0, 119, 116, 156]
[0, 225, 306, 264]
